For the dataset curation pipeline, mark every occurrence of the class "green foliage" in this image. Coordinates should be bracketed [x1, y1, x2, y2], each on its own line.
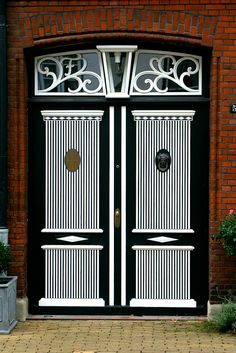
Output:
[198, 320, 218, 333]
[214, 301, 236, 333]
[0, 240, 11, 274]
[214, 211, 236, 256]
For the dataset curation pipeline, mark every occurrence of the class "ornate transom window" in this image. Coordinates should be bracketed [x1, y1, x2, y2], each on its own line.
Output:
[35, 46, 202, 97]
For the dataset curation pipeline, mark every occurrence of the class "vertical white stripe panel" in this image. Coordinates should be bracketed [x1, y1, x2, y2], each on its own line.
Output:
[91, 121, 94, 229]
[97, 119, 100, 228]
[141, 121, 144, 229]
[45, 248, 48, 298]
[88, 122, 91, 229]
[167, 120, 171, 229]
[141, 250, 143, 298]
[45, 120, 48, 228]
[97, 249, 100, 299]
[151, 120, 154, 229]
[187, 119, 191, 228]
[52, 120, 55, 229]
[121, 106, 126, 306]
[133, 247, 193, 300]
[43, 113, 103, 231]
[142, 121, 145, 228]
[80, 120, 84, 229]
[49, 120, 52, 229]
[146, 121, 150, 229]
[154, 121, 158, 229]
[109, 106, 115, 306]
[136, 249, 138, 298]
[42, 246, 102, 300]
[187, 250, 190, 299]
[94, 121, 95, 225]
[136, 120, 139, 229]
[58, 120, 61, 228]
[134, 114, 193, 231]
[83, 120, 87, 228]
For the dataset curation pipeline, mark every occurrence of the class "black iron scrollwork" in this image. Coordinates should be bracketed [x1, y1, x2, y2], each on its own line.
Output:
[156, 149, 171, 172]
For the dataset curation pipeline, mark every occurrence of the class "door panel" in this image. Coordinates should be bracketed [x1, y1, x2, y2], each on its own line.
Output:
[125, 105, 209, 309]
[28, 106, 110, 310]
[41, 110, 103, 233]
[126, 109, 196, 307]
[131, 110, 194, 233]
[40, 110, 107, 306]
[28, 103, 208, 314]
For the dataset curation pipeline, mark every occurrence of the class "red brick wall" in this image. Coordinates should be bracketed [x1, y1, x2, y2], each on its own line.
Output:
[7, 0, 236, 302]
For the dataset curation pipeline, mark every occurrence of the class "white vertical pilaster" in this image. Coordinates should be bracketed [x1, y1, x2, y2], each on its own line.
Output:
[109, 106, 115, 306]
[121, 106, 127, 306]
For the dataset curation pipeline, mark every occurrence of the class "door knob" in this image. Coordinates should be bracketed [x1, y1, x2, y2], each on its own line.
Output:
[114, 208, 121, 229]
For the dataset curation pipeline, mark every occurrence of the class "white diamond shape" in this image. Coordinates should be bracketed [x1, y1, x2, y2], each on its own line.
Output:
[57, 236, 87, 243]
[148, 236, 177, 243]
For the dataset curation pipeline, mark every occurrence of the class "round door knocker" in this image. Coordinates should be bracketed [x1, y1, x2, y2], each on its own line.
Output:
[156, 149, 171, 172]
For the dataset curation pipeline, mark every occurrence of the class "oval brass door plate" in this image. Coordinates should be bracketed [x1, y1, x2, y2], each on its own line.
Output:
[64, 149, 81, 172]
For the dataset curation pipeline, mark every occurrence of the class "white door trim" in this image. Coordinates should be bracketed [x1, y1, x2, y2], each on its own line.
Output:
[109, 106, 115, 306]
[121, 106, 127, 306]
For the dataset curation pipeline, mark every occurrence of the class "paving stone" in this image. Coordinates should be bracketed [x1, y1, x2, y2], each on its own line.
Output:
[0, 320, 235, 353]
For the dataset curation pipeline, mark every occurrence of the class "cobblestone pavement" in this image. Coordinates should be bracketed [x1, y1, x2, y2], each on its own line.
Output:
[0, 319, 235, 353]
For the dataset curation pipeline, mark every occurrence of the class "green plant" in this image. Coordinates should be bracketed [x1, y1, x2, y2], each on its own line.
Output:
[213, 301, 236, 333]
[214, 209, 236, 256]
[0, 240, 11, 274]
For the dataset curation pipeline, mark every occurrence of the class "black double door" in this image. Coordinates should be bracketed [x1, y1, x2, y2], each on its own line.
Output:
[28, 101, 209, 314]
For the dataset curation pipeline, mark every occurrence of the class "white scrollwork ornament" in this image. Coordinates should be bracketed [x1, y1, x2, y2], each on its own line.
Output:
[132, 54, 201, 94]
[36, 53, 103, 94]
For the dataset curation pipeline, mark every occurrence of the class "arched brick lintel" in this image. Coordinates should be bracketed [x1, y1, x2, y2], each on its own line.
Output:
[32, 31, 209, 50]
[25, 8, 217, 48]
